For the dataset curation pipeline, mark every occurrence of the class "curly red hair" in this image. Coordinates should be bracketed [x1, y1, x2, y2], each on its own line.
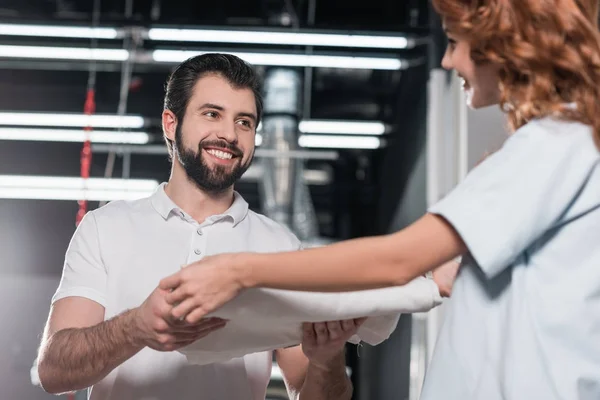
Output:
[432, 0, 600, 148]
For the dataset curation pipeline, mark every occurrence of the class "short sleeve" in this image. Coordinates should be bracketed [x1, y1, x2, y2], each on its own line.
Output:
[52, 211, 107, 307]
[283, 227, 303, 251]
[274, 220, 303, 251]
[429, 119, 599, 278]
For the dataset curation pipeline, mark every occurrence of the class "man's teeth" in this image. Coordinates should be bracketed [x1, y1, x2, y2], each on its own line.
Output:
[206, 149, 233, 160]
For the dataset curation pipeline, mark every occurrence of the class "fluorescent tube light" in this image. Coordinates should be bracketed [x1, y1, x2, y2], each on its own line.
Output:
[299, 120, 386, 135]
[0, 112, 145, 129]
[0, 176, 159, 201]
[0, 45, 129, 61]
[0, 24, 118, 39]
[298, 135, 384, 149]
[148, 28, 409, 49]
[0, 128, 149, 144]
[152, 50, 404, 70]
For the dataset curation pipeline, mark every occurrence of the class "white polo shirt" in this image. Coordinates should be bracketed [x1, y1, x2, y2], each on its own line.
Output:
[422, 117, 600, 400]
[52, 183, 301, 400]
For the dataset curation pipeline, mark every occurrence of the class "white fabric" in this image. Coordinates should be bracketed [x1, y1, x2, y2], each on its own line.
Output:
[181, 276, 442, 365]
[52, 183, 441, 399]
[423, 118, 600, 400]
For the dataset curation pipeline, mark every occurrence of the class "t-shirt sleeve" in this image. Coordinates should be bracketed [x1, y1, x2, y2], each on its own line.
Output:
[52, 211, 107, 307]
[428, 120, 599, 278]
[283, 226, 303, 251]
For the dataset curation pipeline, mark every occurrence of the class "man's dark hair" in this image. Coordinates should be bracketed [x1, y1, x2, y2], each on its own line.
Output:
[163, 53, 263, 158]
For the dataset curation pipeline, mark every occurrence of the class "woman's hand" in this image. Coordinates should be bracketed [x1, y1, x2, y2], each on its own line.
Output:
[159, 254, 245, 324]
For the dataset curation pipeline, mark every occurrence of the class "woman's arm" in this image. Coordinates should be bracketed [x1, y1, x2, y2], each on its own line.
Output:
[161, 213, 466, 323]
[240, 214, 465, 292]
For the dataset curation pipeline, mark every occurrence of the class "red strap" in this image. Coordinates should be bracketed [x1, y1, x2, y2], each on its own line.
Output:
[76, 89, 96, 226]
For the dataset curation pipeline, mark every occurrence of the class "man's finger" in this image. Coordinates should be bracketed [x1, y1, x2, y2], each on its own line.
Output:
[173, 323, 226, 344]
[168, 318, 228, 333]
[313, 322, 329, 346]
[302, 322, 316, 346]
[326, 321, 343, 340]
[196, 320, 227, 335]
[188, 317, 228, 328]
[341, 319, 355, 331]
[173, 332, 205, 343]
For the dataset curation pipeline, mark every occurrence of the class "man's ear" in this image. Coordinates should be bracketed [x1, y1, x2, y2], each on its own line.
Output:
[162, 109, 177, 142]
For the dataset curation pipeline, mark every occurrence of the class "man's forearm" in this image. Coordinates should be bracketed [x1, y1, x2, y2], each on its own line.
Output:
[298, 353, 352, 400]
[38, 309, 143, 394]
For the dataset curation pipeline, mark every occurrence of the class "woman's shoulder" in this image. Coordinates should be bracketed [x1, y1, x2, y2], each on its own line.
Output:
[516, 117, 593, 143]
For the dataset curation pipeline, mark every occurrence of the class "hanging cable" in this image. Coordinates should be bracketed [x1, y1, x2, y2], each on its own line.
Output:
[99, 1, 139, 208]
[75, 0, 101, 226]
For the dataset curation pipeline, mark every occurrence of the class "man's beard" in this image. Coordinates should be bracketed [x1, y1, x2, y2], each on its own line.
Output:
[174, 124, 253, 193]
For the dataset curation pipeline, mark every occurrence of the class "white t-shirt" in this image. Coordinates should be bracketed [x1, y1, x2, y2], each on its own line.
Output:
[52, 184, 301, 400]
[423, 117, 600, 400]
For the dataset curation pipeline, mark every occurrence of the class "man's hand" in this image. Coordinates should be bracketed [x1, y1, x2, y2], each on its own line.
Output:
[301, 318, 366, 371]
[133, 287, 227, 351]
[432, 259, 461, 297]
[276, 319, 363, 400]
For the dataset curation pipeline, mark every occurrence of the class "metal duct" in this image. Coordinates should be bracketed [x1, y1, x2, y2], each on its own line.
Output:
[258, 68, 300, 228]
[291, 161, 319, 241]
[258, 67, 320, 241]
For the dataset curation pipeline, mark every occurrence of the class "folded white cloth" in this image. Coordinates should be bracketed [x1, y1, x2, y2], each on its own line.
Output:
[179, 276, 442, 365]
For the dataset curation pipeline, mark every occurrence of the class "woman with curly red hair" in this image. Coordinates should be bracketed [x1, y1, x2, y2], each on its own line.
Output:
[160, 1, 600, 398]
